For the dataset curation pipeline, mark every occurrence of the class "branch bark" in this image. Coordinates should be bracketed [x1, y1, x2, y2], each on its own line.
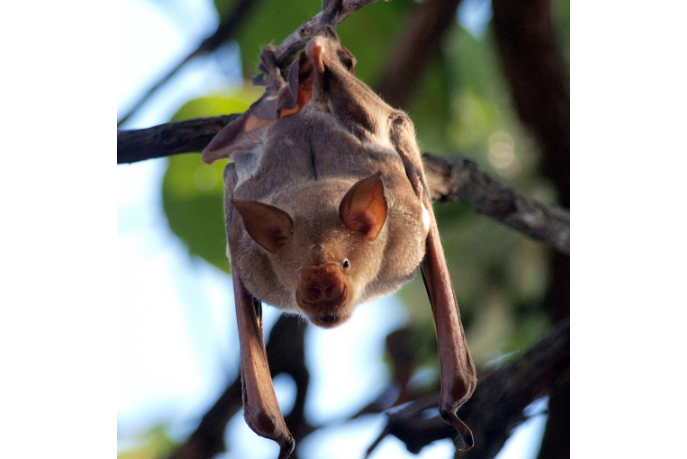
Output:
[422, 154, 569, 255]
[117, 115, 238, 164]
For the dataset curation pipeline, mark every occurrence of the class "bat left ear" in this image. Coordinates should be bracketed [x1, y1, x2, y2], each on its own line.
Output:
[339, 172, 388, 241]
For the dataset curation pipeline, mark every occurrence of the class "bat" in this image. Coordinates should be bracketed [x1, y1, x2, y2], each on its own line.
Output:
[201, 2, 476, 457]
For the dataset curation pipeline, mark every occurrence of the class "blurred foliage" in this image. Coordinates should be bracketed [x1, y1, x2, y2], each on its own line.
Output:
[160, 0, 568, 382]
[117, 425, 178, 459]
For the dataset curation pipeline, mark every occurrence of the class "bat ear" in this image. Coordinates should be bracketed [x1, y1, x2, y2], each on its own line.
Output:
[202, 99, 278, 164]
[232, 200, 294, 253]
[339, 172, 388, 241]
[277, 53, 313, 118]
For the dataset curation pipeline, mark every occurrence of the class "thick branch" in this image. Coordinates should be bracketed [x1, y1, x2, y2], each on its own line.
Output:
[117, 116, 569, 253]
[491, 5, 571, 454]
[422, 154, 569, 255]
[366, 319, 569, 458]
[117, 115, 238, 164]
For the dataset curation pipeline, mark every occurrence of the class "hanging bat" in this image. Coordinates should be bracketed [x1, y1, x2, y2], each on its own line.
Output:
[201, 2, 476, 457]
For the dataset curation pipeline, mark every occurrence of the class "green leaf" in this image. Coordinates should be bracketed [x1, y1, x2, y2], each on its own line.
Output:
[163, 153, 229, 273]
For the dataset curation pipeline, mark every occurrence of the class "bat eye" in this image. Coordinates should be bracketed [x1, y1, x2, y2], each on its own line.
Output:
[342, 259, 350, 269]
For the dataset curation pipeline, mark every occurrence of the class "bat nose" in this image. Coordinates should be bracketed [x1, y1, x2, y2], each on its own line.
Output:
[306, 277, 341, 300]
[296, 264, 351, 328]
[297, 263, 344, 301]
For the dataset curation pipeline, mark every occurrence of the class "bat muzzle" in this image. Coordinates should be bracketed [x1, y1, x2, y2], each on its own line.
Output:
[296, 263, 351, 328]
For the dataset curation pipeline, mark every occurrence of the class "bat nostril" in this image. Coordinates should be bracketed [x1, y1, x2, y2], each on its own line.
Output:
[324, 284, 338, 298]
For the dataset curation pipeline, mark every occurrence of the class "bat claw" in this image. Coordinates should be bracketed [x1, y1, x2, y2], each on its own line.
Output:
[277, 438, 296, 459]
[440, 409, 474, 451]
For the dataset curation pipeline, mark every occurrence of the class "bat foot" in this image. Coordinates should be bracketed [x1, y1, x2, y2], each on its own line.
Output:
[440, 409, 474, 451]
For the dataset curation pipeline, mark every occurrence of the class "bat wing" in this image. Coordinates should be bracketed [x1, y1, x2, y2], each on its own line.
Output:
[390, 114, 477, 450]
[224, 163, 295, 458]
[232, 273, 295, 458]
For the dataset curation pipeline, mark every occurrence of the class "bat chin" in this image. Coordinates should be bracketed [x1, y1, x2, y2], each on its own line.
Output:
[296, 288, 352, 328]
[308, 310, 352, 328]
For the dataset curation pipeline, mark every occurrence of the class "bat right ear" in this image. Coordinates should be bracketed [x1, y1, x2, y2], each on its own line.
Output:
[339, 172, 388, 241]
[232, 200, 294, 253]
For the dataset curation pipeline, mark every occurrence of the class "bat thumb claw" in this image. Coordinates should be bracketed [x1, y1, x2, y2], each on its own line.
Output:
[440, 409, 474, 451]
[277, 437, 295, 459]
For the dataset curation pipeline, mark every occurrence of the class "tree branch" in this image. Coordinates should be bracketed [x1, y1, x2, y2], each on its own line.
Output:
[117, 116, 569, 254]
[117, 115, 238, 164]
[491, 4, 571, 455]
[422, 154, 569, 255]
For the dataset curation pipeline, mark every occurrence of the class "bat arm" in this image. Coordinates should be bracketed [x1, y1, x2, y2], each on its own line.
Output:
[386, 110, 477, 450]
[233, 271, 295, 458]
[420, 204, 477, 451]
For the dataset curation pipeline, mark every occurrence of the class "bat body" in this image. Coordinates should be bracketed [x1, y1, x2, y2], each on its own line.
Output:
[203, 8, 475, 457]
[225, 110, 429, 328]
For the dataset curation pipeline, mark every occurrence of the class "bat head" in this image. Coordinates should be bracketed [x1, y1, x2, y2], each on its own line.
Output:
[232, 173, 388, 328]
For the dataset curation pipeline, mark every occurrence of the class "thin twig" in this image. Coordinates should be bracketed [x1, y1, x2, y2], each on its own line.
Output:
[117, 0, 261, 127]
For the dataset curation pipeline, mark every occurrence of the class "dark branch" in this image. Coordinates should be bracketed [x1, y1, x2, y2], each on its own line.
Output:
[491, 4, 571, 454]
[117, 116, 569, 254]
[117, 115, 239, 164]
[366, 319, 569, 458]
